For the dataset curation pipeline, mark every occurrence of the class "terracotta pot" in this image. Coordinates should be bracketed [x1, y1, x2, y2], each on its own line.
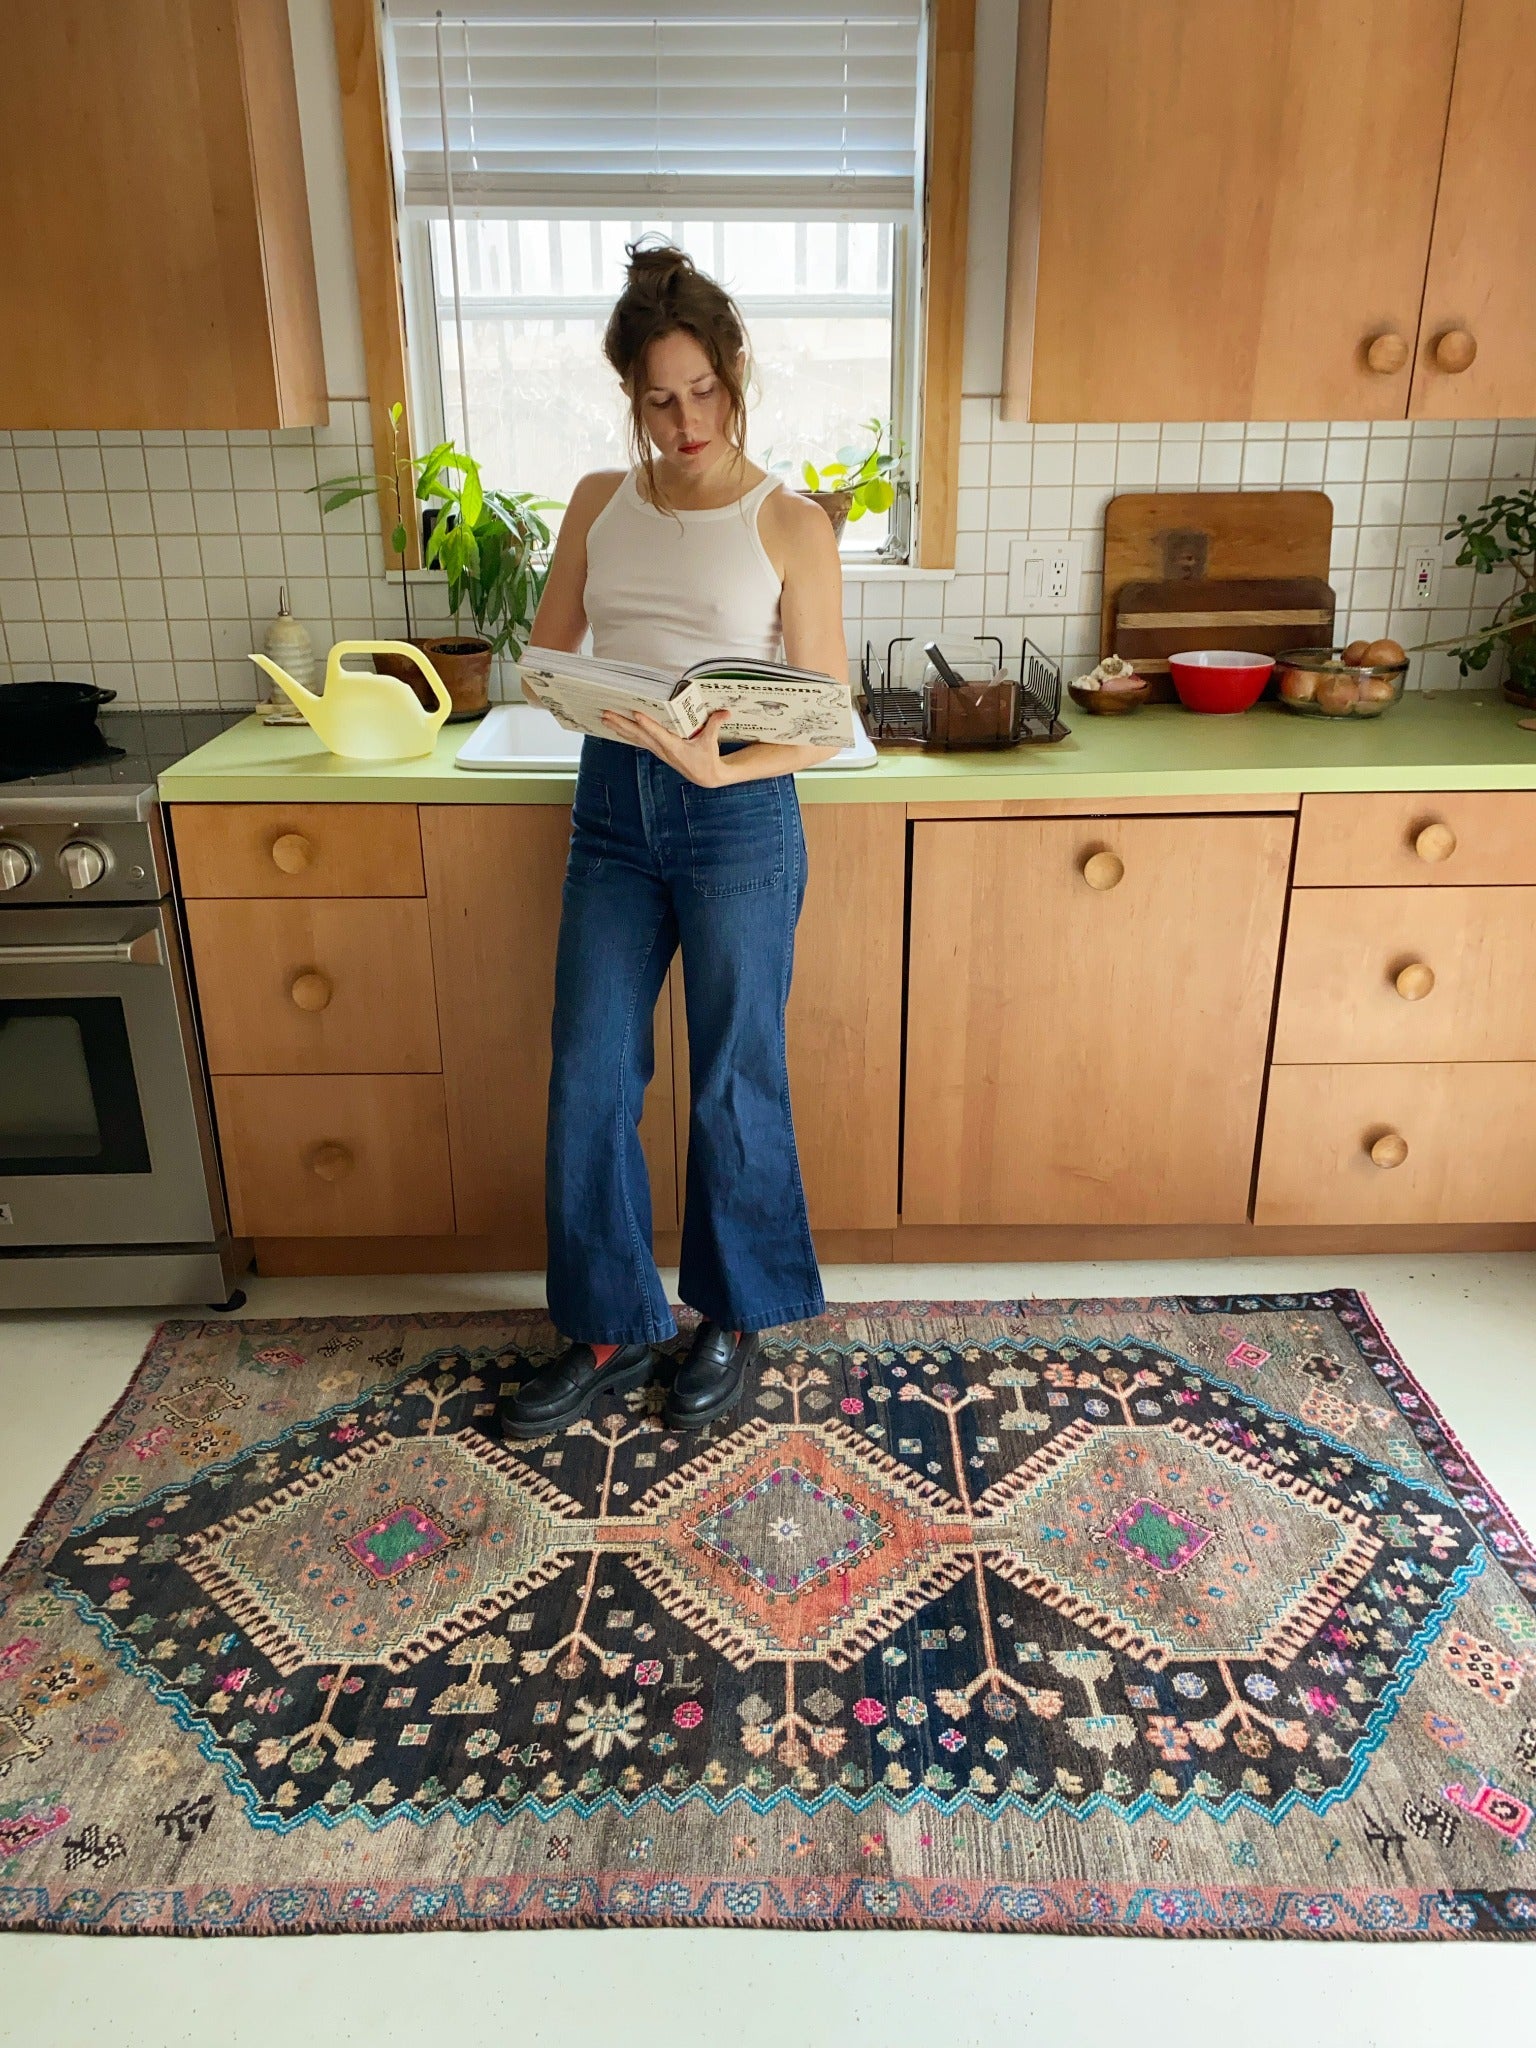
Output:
[807, 488, 854, 538]
[1502, 619, 1536, 709]
[373, 635, 493, 722]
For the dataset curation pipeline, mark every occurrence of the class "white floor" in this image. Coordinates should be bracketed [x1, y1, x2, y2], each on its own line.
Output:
[3, 1253, 1535, 2048]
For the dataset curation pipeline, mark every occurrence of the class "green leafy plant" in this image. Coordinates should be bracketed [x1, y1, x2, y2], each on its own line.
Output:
[797, 416, 903, 522]
[1417, 486, 1536, 700]
[313, 403, 560, 658]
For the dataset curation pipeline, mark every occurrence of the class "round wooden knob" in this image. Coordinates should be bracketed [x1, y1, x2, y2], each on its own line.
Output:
[1434, 328, 1477, 374]
[290, 970, 333, 1013]
[1369, 1131, 1409, 1170]
[1365, 332, 1409, 374]
[1414, 821, 1457, 864]
[1082, 850, 1125, 891]
[309, 1141, 354, 1182]
[1394, 960, 1435, 1002]
[271, 832, 314, 875]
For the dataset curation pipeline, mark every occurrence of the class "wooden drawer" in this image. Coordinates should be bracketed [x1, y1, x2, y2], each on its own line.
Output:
[173, 803, 424, 898]
[1255, 1062, 1536, 1225]
[1294, 792, 1536, 887]
[213, 1074, 454, 1236]
[1274, 886, 1536, 1064]
[186, 897, 441, 1074]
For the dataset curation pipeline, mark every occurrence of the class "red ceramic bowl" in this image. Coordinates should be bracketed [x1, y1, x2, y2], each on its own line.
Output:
[1167, 649, 1274, 713]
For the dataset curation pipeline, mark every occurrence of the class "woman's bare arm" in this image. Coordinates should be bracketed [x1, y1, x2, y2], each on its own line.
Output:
[521, 471, 625, 696]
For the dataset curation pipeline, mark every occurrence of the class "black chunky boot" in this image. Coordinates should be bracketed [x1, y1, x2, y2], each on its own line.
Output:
[664, 1322, 760, 1431]
[498, 1341, 657, 1439]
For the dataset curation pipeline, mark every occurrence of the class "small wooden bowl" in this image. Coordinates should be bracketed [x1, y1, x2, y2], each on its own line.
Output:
[1068, 675, 1154, 716]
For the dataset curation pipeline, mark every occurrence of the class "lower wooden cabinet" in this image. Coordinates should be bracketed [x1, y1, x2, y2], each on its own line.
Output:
[902, 813, 1292, 1224]
[1256, 1063, 1536, 1224]
[213, 1074, 455, 1236]
[420, 807, 679, 1247]
[421, 801, 906, 1254]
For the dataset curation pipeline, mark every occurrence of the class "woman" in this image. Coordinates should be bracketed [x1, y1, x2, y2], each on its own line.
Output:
[498, 240, 847, 1443]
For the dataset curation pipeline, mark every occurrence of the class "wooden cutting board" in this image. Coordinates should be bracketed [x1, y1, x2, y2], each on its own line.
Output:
[1114, 576, 1336, 678]
[1101, 491, 1333, 654]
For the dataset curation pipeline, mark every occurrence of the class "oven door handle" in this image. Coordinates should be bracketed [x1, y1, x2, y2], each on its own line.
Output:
[0, 930, 163, 967]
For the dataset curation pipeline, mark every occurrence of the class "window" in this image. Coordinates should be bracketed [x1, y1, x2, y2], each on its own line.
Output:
[383, 3, 926, 559]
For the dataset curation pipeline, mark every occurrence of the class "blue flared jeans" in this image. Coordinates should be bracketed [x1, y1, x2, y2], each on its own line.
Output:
[544, 736, 826, 1344]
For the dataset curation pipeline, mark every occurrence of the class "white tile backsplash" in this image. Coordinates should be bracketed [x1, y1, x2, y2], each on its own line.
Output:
[2, 400, 1533, 706]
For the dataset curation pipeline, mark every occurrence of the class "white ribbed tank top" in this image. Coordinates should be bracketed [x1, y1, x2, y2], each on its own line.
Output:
[583, 467, 784, 670]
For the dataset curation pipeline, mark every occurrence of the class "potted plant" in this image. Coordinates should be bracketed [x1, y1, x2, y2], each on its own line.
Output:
[794, 417, 903, 539]
[313, 404, 558, 720]
[1416, 485, 1536, 709]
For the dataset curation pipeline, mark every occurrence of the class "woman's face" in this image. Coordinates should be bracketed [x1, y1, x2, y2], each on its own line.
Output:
[638, 329, 735, 471]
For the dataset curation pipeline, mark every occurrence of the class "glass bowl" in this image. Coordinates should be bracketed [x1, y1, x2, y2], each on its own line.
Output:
[1273, 646, 1408, 719]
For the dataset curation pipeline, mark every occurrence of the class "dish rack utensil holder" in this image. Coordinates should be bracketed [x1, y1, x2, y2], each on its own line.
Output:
[859, 632, 1068, 747]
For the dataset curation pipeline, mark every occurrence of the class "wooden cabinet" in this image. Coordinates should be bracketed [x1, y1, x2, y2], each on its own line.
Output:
[1258, 787, 1536, 1226]
[670, 804, 906, 1233]
[1007, 0, 1533, 421]
[1410, 0, 1536, 420]
[420, 807, 679, 1250]
[423, 802, 906, 1255]
[902, 813, 1292, 1224]
[0, 0, 326, 430]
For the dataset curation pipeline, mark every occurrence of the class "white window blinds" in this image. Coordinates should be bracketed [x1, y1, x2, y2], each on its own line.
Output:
[384, 2, 925, 215]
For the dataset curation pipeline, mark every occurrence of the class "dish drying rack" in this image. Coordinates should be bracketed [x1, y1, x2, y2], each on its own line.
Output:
[858, 632, 1068, 745]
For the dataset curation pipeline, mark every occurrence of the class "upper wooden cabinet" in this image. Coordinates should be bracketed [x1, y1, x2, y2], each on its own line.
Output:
[1006, 0, 1535, 422]
[0, 0, 326, 430]
[1410, 0, 1536, 420]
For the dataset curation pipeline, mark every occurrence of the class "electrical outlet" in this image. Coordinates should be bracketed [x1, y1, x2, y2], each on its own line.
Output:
[1397, 536, 1440, 609]
[1008, 538, 1082, 615]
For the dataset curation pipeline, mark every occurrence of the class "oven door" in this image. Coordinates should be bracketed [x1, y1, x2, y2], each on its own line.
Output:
[0, 905, 218, 1247]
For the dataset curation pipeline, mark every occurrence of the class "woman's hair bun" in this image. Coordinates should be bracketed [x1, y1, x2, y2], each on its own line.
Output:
[623, 237, 694, 301]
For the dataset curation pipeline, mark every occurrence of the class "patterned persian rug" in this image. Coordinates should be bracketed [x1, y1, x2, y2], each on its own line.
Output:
[3, 1293, 1535, 1939]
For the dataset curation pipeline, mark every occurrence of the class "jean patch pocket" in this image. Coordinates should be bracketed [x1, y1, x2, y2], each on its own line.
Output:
[681, 777, 788, 896]
[567, 757, 611, 876]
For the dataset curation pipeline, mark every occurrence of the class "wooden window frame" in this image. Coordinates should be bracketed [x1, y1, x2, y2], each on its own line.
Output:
[917, 0, 975, 569]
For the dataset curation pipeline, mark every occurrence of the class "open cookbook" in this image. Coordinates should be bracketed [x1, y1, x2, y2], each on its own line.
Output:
[516, 648, 856, 749]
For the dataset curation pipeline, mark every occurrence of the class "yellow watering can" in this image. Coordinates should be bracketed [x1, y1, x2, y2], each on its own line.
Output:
[249, 641, 452, 761]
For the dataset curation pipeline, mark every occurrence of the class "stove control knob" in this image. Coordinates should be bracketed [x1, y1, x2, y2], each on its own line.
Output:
[60, 840, 107, 892]
[0, 841, 35, 890]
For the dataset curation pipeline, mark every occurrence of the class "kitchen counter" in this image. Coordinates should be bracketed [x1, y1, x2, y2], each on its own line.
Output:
[157, 690, 1536, 804]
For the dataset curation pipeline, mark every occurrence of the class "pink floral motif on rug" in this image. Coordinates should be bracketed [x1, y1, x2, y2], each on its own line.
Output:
[1, 1292, 1534, 1937]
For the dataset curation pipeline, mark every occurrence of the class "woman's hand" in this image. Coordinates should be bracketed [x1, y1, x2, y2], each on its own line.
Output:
[601, 705, 737, 785]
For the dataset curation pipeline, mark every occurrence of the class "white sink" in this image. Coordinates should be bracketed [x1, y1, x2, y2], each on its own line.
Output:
[453, 702, 878, 773]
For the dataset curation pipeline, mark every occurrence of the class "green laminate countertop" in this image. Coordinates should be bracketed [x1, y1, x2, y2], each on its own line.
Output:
[157, 690, 1536, 805]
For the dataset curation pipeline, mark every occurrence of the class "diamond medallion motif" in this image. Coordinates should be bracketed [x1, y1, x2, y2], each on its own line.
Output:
[694, 1464, 886, 1595]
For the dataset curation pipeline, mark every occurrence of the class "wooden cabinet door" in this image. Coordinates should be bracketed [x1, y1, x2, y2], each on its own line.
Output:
[670, 804, 906, 1233]
[1410, 0, 1536, 418]
[903, 814, 1291, 1224]
[1015, 0, 1460, 421]
[0, 0, 325, 428]
[420, 808, 677, 1254]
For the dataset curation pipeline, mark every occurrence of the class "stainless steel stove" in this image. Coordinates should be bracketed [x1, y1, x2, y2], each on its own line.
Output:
[0, 709, 249, 1308]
